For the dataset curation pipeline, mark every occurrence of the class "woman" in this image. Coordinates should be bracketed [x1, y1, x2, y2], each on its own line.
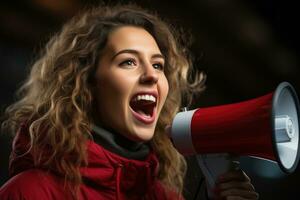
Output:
[0, 4, 258, 200]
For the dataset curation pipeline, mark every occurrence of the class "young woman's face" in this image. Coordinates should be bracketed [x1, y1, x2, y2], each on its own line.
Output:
[94, 26, 169, 142]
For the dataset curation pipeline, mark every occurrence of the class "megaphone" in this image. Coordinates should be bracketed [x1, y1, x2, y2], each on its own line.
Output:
[170, 82, 300, 195]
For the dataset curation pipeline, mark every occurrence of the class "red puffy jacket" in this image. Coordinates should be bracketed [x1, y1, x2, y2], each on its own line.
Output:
[0, 127, 183, 200]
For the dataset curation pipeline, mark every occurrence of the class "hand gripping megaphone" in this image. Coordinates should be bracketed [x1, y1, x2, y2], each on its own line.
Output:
[170, 82, 300, 197]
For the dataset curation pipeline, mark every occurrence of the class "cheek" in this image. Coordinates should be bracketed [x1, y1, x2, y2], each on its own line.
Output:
[94, 77, 127, 127]
[95, 73, 134, 110]
[160, 76, 169, 104]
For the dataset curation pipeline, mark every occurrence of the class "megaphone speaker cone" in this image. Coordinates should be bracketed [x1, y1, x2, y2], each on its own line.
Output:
[272, 82, 300, 173]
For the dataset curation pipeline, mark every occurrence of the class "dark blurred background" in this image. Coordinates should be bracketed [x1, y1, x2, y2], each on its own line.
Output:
[1, 0, 299, 199]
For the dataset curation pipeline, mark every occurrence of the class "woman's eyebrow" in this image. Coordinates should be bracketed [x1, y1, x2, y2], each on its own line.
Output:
[151, 54, 165, 60]
[111, 49, 165, 60]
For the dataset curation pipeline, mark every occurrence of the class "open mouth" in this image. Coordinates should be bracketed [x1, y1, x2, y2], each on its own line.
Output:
[129, 94, 157, 124]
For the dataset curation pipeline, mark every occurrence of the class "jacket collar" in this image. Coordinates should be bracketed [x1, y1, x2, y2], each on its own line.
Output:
[81, 140, 159, 199]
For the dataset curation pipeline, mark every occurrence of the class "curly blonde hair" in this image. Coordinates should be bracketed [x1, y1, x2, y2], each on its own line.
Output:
[2, 4, 205, 197]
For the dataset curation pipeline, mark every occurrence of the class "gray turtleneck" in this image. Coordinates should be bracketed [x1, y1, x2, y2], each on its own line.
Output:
[92, 125, 150, 160]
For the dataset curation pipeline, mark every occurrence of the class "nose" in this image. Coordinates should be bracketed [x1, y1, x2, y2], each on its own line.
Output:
[139, 63, 159, 84]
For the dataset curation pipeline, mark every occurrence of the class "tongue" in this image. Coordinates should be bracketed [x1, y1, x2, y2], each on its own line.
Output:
[130, 100, 155, 117]
[136, 109, 151, 118]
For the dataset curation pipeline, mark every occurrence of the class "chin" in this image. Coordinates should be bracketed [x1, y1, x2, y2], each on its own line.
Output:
[131, 128, 155, 142]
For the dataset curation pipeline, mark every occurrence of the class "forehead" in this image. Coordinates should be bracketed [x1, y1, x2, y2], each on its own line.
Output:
[105, 26, 162, 54]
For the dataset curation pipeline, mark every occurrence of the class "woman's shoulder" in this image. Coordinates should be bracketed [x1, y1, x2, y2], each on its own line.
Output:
[0, 169, 66, 200]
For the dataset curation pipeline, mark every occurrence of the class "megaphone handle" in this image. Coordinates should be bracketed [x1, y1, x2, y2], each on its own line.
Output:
[196, 153, 240, 199]
[228, 154, 240, 171]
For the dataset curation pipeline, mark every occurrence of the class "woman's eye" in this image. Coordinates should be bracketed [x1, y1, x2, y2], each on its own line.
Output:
[153, 63, 164, 71]
[119, 59, 136, 67]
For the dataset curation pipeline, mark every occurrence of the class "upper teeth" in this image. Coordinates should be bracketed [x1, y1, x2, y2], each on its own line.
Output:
[134, 94, 156, 102]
